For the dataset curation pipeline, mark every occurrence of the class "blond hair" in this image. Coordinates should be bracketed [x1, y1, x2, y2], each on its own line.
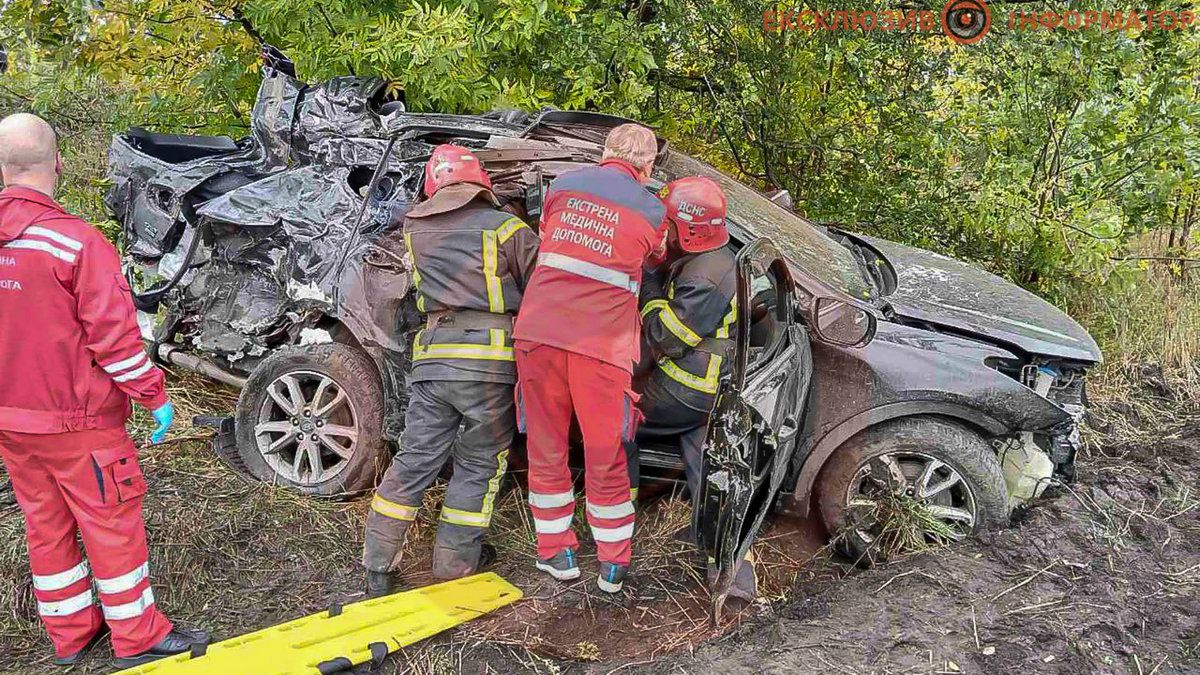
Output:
[602, 123, 657, 171]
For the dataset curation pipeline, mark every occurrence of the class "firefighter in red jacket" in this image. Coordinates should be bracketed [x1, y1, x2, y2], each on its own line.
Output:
[513, 124, 667, 592]
[628, 176, 756, 601]
[362, 145, 539, 594]
[0, 113, 207, 667]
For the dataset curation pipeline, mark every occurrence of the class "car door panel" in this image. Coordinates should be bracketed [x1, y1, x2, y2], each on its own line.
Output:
[693, 238, 813, 616]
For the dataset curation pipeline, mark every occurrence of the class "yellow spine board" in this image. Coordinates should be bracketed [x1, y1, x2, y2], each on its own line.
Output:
[113, 573, 522, 675]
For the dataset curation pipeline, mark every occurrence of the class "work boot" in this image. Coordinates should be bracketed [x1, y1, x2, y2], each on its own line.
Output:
[53, 625, 108, 667]
[431, 543, 498, 581]
[478, 542, 497, 570]
[535, 548, 580, 581]
[597, 562, 628, 593]
[112, 627, 210, 668]
[365, 570, 402, 598]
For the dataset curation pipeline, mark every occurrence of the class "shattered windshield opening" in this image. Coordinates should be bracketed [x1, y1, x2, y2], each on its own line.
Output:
[660, 151, 874, 302]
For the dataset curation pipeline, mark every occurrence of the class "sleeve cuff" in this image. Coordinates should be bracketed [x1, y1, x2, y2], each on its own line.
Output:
[139, 391, 170, 412]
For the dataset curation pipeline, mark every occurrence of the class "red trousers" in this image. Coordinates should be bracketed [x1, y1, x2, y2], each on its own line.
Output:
[515, 341, 637, 565]
[0, 428, 172, 658]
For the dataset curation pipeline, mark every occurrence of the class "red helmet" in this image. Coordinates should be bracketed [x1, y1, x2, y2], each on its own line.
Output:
[659, 176, 729, 253]
[423, 144, 492, 198]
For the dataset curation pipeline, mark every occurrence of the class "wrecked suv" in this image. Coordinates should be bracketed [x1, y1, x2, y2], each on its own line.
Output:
[107, 60, 1100, 579]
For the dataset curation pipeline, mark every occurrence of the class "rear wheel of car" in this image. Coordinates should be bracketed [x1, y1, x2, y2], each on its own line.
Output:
[815, 417, 1009, 566]
[234, 343, 388, 497]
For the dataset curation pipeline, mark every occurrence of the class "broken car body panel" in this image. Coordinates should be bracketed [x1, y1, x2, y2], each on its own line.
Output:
[107, 63, 1100, 581]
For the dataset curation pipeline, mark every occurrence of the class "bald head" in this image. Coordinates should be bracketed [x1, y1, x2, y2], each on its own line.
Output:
[0, 113, 60, 192]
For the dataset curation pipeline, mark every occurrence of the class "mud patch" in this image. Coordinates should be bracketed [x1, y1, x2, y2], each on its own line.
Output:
[646, 402, 1200, 674]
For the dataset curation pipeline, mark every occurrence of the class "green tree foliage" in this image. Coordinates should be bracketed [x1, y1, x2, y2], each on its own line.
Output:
[647, 1, 1200, 302]
[3, 0, 1199, 308]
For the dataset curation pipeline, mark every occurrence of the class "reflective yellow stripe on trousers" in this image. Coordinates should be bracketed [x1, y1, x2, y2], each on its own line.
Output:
[440, 449, 509, 528]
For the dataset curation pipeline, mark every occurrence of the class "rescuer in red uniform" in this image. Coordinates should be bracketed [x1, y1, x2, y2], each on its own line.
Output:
[0, 113, 207, 667]
[513, 124, 667, 593]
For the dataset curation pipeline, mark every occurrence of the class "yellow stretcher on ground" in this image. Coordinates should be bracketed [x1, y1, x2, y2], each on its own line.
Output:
[113, 572, 522, 675]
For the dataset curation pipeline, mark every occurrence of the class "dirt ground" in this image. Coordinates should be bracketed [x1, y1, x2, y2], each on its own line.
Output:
[0, 366, 1197, 674]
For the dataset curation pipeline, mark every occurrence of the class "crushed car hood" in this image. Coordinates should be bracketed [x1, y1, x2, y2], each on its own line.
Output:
[853, 234, 1102, 364]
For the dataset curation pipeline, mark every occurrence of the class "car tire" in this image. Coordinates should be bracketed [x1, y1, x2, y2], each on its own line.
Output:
[234, 343, 388, 497]
[815, 416, 1009, 566]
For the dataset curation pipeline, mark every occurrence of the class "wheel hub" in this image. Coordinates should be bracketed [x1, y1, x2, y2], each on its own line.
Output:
[253, 371, 359, 486]
[843, 450, 979, 548]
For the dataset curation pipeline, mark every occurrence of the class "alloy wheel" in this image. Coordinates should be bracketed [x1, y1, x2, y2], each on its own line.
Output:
[254, 370, 359, 485]
[843, 451, 978, 546]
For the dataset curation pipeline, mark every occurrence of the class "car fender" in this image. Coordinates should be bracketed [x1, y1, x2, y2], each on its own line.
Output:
[779, 321, 1073, 516]
[780, 401, 1006, 517]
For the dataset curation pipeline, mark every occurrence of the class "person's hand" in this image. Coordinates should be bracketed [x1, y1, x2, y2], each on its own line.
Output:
[150, 402, 175, 444]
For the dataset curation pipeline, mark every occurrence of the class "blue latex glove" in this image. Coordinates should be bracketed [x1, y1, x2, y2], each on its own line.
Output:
[150, 402, 175, 444]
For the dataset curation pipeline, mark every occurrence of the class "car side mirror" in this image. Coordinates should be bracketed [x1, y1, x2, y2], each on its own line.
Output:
[810, 296, 875, 347]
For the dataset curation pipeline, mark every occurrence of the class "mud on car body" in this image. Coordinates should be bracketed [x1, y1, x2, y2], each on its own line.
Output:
[107, 57, 1100, 583]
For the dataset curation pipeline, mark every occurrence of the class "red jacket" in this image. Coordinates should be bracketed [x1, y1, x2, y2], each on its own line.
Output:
[513, 159, 667, 371]
[0, 186, 168, 433]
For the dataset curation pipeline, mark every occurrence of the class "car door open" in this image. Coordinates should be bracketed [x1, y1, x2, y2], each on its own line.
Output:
[692, 237, 812, 617]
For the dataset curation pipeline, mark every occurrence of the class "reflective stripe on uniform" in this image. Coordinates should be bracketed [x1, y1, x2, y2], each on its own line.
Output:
[496, 217, 528, 243]
[483, 217, 531, 312]
[38, 589, 94, 617]
[716, 297, 737, 338]
[440, 506, 490, 528]
[656, 296, 736, 394]
[403, 232, 426, 312]
[101, 353, 147, 374]
[659, 354, 722, 394]
[4, 239, 77, 264]
[372, 494, 418, 521]
[32, 561, 89, 592]
[586, 500, 635, 519]
[482, 230, 504, 313]
[480, 449, 509, 522]
[630, 487, 639, 501]
[102, 352, 155, 383]
[95, 562, 149, 595]
[528, 490, 574, 509]
[102, 588, 155, 621]
[537, 252, 638, 294]
[112, 361, 154, 383]
[590, 522, 634, 542]
[640, 298, 669, 319]
[658, 305, 702, 347]
[412, 328, 514, 362]
[533, 514, 573, 534]
[25, 226, 83, 251]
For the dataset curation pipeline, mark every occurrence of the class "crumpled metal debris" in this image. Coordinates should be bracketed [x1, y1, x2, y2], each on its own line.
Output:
[107, 65, 420, 371]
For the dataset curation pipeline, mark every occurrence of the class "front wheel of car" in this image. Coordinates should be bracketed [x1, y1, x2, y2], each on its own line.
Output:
[815, 417, 1009, 567]
[234, 343, 388, 497]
